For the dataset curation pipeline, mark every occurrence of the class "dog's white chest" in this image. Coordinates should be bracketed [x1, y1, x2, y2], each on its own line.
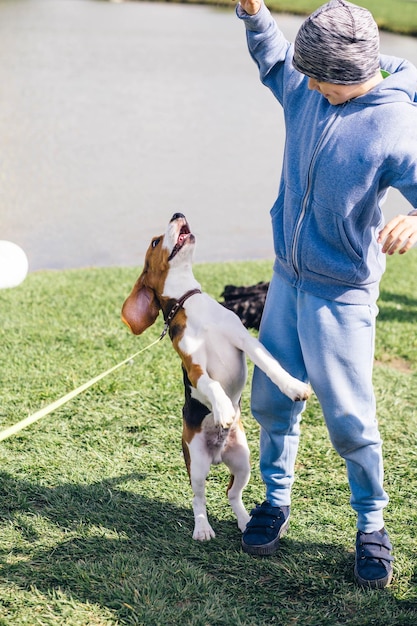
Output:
[181, 324, 247, 397]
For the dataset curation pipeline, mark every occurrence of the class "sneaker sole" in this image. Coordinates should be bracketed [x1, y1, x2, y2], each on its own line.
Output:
[354, 565, 393, 590]
[241, 517, 290, 556]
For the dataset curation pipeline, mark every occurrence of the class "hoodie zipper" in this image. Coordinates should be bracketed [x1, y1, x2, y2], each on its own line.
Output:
[291, 108, 342, 278]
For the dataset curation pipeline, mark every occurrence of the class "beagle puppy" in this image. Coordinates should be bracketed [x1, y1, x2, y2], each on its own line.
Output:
[122, 213, 310, 541]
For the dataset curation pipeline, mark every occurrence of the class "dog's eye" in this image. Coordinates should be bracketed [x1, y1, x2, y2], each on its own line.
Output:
[152, 238, 161, 248]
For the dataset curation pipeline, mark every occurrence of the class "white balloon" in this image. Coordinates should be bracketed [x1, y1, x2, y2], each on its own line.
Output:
[0, 241, 29, 289]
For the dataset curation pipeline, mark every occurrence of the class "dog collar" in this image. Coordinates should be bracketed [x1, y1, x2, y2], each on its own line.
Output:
[160, 288, 202, 340]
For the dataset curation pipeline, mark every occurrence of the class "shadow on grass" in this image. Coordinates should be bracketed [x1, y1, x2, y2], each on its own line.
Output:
[378, 290, 417, 323]
[1, 471, 416, 625]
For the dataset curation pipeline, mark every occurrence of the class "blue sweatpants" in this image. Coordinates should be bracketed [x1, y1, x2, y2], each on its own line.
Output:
[251, 272, 388, 533]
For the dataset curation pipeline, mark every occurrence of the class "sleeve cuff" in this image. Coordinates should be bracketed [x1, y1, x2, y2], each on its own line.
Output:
[236, 2, 270, 31]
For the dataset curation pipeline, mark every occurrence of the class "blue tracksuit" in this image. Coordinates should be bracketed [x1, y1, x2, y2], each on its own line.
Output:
[237, 3, 417, 531]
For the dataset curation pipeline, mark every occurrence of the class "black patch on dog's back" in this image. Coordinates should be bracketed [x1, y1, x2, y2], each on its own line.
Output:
[182, 366, 210, 427]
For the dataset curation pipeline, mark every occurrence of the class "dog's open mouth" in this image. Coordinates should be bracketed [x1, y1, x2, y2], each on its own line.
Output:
[168, 223, 193, 261]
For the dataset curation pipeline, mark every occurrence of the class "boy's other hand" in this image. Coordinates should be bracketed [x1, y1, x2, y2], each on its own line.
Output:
[378, 213, 417, 254]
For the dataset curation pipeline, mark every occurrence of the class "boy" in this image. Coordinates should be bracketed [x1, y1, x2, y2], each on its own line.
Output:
[236, 0, 417, 588]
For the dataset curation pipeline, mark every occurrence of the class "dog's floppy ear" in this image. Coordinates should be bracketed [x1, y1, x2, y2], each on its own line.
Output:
[121, 281, 160, 335]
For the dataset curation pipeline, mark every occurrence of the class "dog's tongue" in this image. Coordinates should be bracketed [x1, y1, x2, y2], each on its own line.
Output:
[178, 233, 188, 243]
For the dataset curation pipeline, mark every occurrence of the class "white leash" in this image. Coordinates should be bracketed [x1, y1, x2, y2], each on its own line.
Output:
[0, 335, 163, 443]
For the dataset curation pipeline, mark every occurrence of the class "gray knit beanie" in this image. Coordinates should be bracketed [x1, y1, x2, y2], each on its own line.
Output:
[293, 0, 380, 84]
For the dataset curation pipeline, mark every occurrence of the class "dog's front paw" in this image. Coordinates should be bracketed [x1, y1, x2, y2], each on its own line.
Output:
[193, 522, 216, 541]
[213, 397, 236, 429]
[283, 378, 311, 402]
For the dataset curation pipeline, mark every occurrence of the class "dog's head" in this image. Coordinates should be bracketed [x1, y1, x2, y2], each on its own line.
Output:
[121, 213, 195, 335]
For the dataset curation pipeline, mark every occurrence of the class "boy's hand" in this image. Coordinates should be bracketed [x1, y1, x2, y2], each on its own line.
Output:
[378, 213, 417, 254]
[239, 0, 262, 15]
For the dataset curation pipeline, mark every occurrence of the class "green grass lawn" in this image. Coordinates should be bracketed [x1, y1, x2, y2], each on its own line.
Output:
[263, 0, 417, 36]
[173, 0, 417, 36]
[1, 256, 417, 625]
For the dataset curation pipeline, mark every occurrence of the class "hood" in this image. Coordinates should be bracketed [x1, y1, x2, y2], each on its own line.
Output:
[356, 55, 417, 105]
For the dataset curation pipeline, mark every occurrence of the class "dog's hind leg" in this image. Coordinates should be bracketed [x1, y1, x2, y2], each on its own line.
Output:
[223, 420, 251, 532]
[184, 434, 216, 541]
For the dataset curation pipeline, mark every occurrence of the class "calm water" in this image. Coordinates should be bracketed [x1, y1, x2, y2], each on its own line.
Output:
[1, 0, 416, 271]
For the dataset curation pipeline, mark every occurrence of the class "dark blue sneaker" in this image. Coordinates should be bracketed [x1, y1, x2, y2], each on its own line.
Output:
[354, 529, 394, 589]
[241, 501, 290, 556]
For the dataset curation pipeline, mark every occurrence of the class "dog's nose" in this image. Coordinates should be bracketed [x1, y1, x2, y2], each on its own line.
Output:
[171, 212, 185, 222]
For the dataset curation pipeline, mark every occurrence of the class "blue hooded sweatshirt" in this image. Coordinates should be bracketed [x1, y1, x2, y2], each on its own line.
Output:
[237, 3, 417, 304]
